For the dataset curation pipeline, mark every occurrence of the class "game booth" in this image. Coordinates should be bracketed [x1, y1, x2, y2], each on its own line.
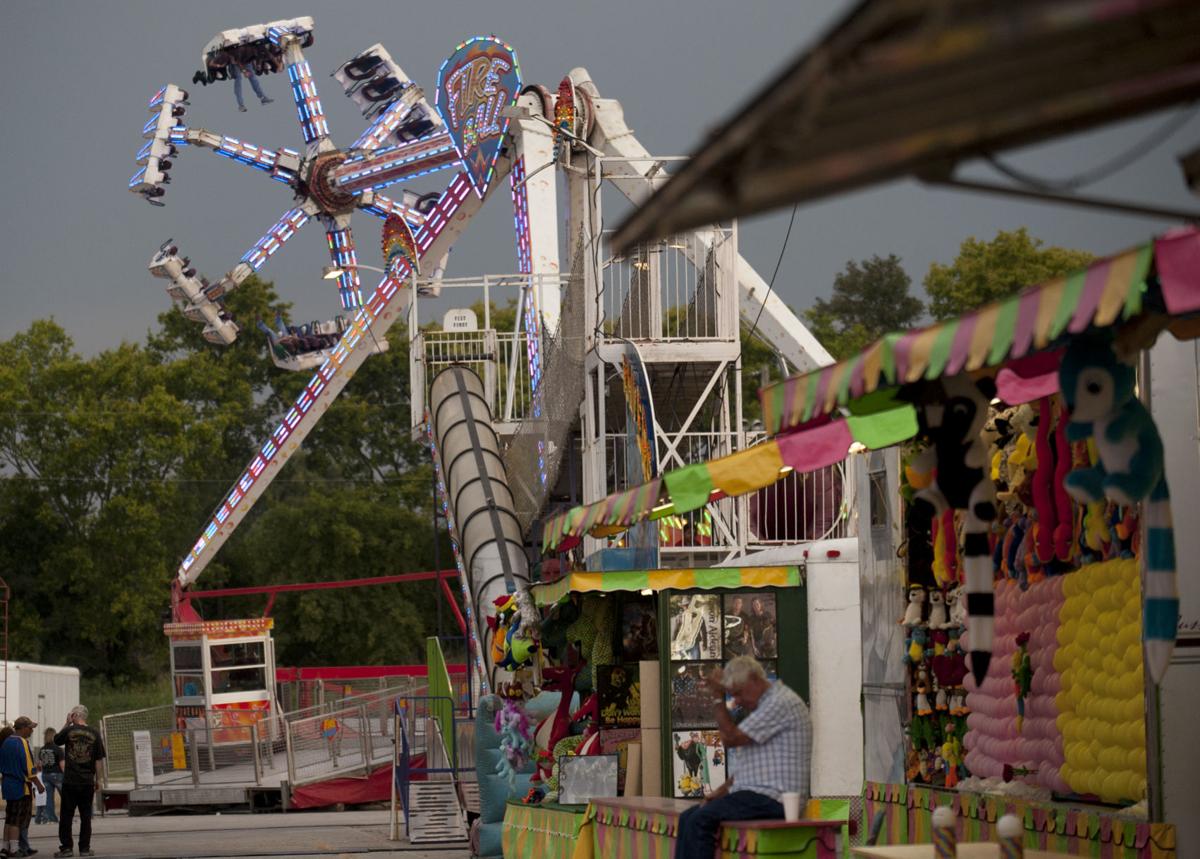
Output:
[492, 228, 1200, 858]
[490, 564, 855, 859]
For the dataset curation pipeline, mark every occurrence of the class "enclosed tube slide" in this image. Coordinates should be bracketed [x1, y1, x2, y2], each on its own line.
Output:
[429, 366, 532, 684]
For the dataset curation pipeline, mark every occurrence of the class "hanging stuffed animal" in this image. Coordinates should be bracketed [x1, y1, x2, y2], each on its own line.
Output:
[900, 585, 926, 626]
[1032, 397, 1058, 565]
[571, 692, 603, 756]
[1052, 400, 1074, 562]
[905, 625, 928, 665]
[914, 669, 933, 716]
[1059, 334, 1176, 683]
[1011, 632, 1033, 733]
[902, 375, 999, 686]
[946, 585, 968, 629]
[927, 589, 948, 629]
[494, 691, 534, 787]
[531, 647, 586, 785]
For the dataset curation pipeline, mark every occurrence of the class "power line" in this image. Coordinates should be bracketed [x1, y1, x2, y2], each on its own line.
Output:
[742, 203, 799, 362]
[984, 105, 1198, 192]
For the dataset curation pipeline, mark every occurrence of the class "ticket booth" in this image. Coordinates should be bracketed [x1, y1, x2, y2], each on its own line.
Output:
[165, 618, 278, 743]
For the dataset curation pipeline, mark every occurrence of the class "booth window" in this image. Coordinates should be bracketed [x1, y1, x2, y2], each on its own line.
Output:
[211, 666, 267, 694]
[210, 640, 265, 669]
[209, 641, 267, 694]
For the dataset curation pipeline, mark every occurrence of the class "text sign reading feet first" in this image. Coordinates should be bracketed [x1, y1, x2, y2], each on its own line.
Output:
[435, 36, 521, 198]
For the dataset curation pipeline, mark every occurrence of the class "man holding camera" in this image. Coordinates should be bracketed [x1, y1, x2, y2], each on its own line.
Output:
[53, 707, 104, 859]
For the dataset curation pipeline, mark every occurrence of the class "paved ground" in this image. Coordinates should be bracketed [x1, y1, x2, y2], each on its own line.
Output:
[24, 810, 470, 859]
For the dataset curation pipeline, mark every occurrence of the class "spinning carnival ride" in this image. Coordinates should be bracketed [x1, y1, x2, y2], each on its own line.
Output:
[132, 17, 449, 367]
[132, 18, 833, 695]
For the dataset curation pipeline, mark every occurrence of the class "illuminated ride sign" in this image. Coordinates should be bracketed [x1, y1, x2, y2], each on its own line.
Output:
[434, 36, 522, 198]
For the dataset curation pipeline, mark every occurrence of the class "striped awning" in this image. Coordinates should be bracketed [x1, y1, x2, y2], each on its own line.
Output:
[543, 228, 1200, 555]
[530, 566, 801, 607]
[758, 232, 1200, 435]
[540, 409, 913, 553]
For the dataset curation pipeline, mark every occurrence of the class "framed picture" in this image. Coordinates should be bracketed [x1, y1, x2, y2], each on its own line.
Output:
[618, 596, 659, 662]
[598, 664, 640, 728]
[723, 591, 777, 659]
[599, 728, 640, 794]
[670, 662, 721, 727]
[671, 730, 726, 798]
[669, 593, 722, 660]
[559, 753, 619, 805]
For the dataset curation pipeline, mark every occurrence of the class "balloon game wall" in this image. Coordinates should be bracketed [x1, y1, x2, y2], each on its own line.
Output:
[963, 558, 1146, 804]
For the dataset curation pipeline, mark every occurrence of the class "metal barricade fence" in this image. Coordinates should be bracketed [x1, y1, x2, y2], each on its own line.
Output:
[100, 705, 175, 786]
[131, 718, 273, 787]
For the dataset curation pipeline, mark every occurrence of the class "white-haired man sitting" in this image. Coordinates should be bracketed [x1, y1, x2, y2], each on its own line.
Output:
[675, 655, 812, 859]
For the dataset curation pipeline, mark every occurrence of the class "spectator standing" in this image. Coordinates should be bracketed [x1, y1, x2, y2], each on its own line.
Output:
[53, 707, 104, 859]
[2, 717, 44, 858]
[36, 730, 63, 825]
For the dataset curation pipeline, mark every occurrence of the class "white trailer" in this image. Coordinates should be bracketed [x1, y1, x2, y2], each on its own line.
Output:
[1, 662, 81, 728]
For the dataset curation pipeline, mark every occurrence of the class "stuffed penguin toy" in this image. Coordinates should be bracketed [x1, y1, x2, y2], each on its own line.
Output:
[1059, 334, 1176, 683]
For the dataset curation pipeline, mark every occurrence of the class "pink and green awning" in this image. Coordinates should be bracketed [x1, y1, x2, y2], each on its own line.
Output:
[530, 565, 801, 606]
[759, 238, 1175, 435]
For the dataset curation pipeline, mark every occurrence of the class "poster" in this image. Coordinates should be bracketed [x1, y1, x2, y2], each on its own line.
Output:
[669, 593, 722, 660]
[597, 664, 641, 728]
[722, 591, 777, 659]
[599, 728, 640, 793]
[671, 730, 726, 798]
[670, 663, 721, 727]
[133, 731, 154, 786]
[619, 596, 659, 662]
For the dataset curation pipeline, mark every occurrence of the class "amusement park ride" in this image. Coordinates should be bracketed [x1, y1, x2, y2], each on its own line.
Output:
[130, 17, 834, 701]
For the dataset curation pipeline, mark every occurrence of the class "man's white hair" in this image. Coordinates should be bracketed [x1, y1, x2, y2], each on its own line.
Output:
[70, 705, 88, 721]
[723, 655, 767, 690]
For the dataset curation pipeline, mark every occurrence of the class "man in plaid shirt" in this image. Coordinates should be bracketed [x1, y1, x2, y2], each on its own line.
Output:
[675, 656, 812, 859]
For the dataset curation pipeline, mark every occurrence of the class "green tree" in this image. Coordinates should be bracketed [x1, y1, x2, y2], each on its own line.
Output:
[924, 228, 1094, 320]
[0, 275, 448, 680]
[803, 254, 924, 360]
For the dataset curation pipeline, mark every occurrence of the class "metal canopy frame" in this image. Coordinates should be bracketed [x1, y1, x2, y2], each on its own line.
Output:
[612, 0, 1200, 250]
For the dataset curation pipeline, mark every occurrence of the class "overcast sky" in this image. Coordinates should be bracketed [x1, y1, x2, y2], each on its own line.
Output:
[2, 1, 1197, 355]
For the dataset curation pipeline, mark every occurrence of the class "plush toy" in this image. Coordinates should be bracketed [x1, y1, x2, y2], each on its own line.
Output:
[531, 648, 586, 785]
[1011, 631, 1033, 733]
[1033, 397, 1058, 565]
[571, 693, 603, 756]
[927, 589, 948, 629]
[935, 685, 948, 712]
[941, 732, 963, 788]
[902, 375, 999, 686]
[901, 585, 926, 626]
[494, 695, 534, 787]
[946, 585, 968, 629]
[948, 688, 969, 717]
[1052, 400, 1074, 562]
[914, 669, 933, 716]
[905, 625, 928, 665]
[931, 515, 949, 587]
[931, 628, 967, 690]
[998, 403, 1038, 507]
[942, 510, 959, 585]
[1059, 334, 1176, 683]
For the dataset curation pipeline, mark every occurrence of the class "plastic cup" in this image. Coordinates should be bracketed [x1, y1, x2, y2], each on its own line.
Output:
[781, 792, 801, 822]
